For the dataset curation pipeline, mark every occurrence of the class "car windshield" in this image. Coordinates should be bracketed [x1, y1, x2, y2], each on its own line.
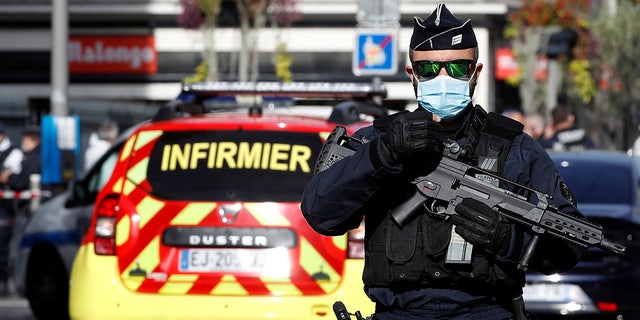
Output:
[554, 159, 633, 205]
[145, 130, 324, 202]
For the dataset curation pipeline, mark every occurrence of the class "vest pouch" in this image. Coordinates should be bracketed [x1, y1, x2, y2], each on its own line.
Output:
[385, 213, 424, 282]
[448, 254, 524, 298]
[450, 254, 492, 291]
[422, 216, 452, 256]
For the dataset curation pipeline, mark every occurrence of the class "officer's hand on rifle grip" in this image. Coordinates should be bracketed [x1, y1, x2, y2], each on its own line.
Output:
[378, 112, 444, 167]
[452, 198, 512, 256]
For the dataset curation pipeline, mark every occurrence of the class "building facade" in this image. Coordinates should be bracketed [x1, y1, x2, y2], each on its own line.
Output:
[0, 0, 518, 160]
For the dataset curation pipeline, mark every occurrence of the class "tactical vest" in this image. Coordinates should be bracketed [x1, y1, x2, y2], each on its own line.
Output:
[362, 106, 525, 297]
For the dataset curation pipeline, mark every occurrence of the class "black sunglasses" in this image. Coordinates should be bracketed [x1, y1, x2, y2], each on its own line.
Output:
[413, 59, 475, 81]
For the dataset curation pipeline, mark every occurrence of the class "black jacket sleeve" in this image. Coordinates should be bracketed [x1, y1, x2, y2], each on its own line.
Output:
[301, 125, 400, 236]
[8, 147, 41, 191]
[504, 134, 585, 274]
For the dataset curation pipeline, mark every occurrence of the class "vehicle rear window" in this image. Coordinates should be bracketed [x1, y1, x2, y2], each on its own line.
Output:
[555, 161, 632, 205]
[146, 130, 323, 202]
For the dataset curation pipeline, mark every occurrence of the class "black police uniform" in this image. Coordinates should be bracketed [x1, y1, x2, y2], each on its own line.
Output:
[6, 144, 41, 191]
[0, 139, 42, 287]
[538, 127, 595, 151]
[301, 107, 583, 320]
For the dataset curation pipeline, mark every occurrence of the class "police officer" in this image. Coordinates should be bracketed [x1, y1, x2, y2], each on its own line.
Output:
[301, 4, 584, 319]
[0, 125, 42, 295]
[0, 121, 23, 180]
[0, 125, 42, 190]
[538, 104, 595, 151]
[84, 120, 119, 172]
[0, 121, 23, 296]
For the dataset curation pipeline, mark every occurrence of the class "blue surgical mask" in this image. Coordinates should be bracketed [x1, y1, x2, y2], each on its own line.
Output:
[416, 74, 473, 120]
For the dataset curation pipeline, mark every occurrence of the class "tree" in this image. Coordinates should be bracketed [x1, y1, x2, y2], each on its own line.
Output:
[505, 0, 594, 117]
[592, 0, 640, 149]
[268, 0, 301, 82]
[177, 0, 300, 82]
[178, 0, 223, 82]
[235, 0, 267, 82]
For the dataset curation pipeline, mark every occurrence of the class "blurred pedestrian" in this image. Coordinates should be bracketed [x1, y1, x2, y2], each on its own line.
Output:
[0, 125, 42, 189]
[501, 108, 525, 124]
[523, 112, 546, 141]
[631, 138, 640, 156]
[0, 124, 41, 296]
[538, 104, 595, 151]
[0, 121, 23, 185]
[0, 120, 23, 297]
[84, 120, 119, 172]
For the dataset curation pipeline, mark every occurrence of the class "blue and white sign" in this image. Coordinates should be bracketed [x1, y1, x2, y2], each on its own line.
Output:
[352, 28, 398, 76]
[41, 115, 81, 184]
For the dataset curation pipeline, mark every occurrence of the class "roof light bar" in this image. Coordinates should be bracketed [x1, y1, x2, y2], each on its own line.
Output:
[182, 81, 387, 99]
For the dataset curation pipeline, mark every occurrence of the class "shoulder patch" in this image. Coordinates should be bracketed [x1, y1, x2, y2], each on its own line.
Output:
[560, 180, 577, 206]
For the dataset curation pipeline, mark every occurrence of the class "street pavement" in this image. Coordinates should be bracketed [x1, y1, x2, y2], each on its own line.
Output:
[0, 280, 36, 320]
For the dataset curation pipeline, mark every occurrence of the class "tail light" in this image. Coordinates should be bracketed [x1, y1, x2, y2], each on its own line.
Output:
[94, 195, 119, 255]
[347, 220, 365, 259]
[597, 302, 618, 312]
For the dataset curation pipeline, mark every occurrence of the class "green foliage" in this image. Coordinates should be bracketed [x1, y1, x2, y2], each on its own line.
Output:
[182, 60, 209, 83]
[275, 43, 293, 82]
[507, 0, 589, 29]
[198, 0, 223, 18]
[568, 59, 597, 104]
[179, 0, 300, 82]
[504, 1, 597, 113]
[593, 0, 640, 106]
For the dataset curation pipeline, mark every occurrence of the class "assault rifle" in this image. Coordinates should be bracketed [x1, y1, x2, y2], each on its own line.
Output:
[390, 140, 627, 270]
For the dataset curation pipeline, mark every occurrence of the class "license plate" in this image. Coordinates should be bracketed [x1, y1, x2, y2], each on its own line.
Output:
[523, 283, 573, 302]
[179, 247, 290, 277]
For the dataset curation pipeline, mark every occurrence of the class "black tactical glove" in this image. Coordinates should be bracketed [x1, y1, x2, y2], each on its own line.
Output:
[452, 198, 512, 256]
[378, 112, 443, 167]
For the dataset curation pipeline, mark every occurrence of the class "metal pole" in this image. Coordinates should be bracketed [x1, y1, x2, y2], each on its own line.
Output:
[29, 174, 42, 214]
[51, 0, 69, 116]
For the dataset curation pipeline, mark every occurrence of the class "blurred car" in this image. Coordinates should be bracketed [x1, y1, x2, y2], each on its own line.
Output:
[68, 81, 387, 320]
[12, 123, 141, 320]
[524, 150, 640, 319]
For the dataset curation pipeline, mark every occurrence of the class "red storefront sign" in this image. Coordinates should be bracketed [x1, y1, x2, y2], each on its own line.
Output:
[69, 35, 157, 74]
[494, 47, 548, 81]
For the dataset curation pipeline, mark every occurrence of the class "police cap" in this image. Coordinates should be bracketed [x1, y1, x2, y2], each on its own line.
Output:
[23, 125, 41, 138]
[410, 3, 477, 51]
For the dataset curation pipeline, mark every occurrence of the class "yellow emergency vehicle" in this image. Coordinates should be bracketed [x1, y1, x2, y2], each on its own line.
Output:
[68, 82, 387, 319]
